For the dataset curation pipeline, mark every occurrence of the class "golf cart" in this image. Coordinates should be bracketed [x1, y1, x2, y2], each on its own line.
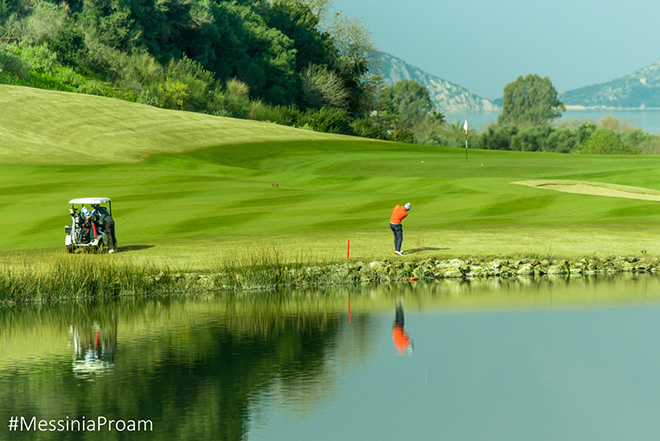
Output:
[65, 198, 112, 253]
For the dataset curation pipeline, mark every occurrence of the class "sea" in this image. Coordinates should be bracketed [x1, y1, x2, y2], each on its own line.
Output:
[446, 109, 660, 134]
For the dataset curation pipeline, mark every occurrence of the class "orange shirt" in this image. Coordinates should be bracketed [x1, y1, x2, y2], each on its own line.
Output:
[390, 205, 408, 224]
[392, 325, 411, 353]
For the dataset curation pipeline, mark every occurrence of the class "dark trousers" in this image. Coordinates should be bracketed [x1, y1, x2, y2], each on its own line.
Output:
[104, 219, 117, 250]
[390, 223, 403, 252]
[394, 302, 404, 328]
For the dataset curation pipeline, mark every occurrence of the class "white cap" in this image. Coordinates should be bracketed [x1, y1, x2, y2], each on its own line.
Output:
[404, 202, 412, 210]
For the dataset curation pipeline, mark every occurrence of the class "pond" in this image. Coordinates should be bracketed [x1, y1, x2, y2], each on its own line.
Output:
[2, 275, 660, 440]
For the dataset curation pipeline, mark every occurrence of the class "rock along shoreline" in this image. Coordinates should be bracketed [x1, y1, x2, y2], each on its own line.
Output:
[192, 255, 660, 291]
[4, 255, 660, 304]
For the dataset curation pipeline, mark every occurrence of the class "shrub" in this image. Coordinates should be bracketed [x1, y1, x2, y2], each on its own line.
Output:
[576, 129, 639, 155]
[137, 87, 163, 107]
[510, 126, 553, 152]
[637, 135, 660, 154]
[213, 78, 251, 118]
[478, 125, 518, 150]
[49, 25, 88, 67]
[297, 107, 350, 134]
[351, 117, 387, 140]
[575, 122, 597, 144]
[113, 50, 164, 103]
[387, 128, 415, 143]
[158, 79, 188, 110]
[545, 128, 579, 153]
[20, 70, 74, 91]
[249, 102, 301, 125]
[422, 131, 460, 147]
[76, 80, 107, 96]
[19, 42, 58, 73]
[162, 56, 216, 112]
[54, 65, 85, 87]
[0, 50, 28, 78]
[82, 41, 126, 80]
[248, 99, 271, 121]
[622, 129, 652, 151]
[270, 104, 301, 126]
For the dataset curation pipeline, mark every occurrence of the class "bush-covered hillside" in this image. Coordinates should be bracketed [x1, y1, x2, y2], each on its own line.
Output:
[0, 0, 380, 129]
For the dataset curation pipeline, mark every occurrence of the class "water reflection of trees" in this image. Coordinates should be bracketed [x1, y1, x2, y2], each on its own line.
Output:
[0, 292, 375, 441]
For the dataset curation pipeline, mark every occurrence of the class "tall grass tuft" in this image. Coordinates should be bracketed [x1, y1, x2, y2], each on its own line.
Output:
[0, 255, 175, 303]
[219, 249, 291, 291]
[216, 249, 331, 291]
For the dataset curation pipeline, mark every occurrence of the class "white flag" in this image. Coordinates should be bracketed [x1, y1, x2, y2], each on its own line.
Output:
[463, 120, 468, 132]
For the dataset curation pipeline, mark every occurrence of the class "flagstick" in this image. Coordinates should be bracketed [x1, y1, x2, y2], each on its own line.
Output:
[464, 120, 468, 162]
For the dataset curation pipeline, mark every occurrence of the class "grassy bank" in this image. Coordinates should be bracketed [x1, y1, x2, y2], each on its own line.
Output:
[3, 251, 660, 304]
[2, 84, 660, 287]
[0, 250, 335, 303]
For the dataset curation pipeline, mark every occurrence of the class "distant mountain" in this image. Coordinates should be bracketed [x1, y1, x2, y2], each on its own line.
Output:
[377, 52, 500, 115]
[561, 62, 660, 109]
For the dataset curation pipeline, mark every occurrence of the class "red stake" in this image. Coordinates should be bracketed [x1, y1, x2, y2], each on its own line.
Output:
[348, 298, 352, 323]
[347, 239, 350, 259]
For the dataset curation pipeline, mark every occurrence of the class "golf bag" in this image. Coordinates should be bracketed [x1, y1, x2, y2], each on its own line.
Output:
[72, 209, 98, 244]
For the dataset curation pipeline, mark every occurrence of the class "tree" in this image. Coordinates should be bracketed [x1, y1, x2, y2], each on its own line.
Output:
[376, 79, 434, 131]
[263, 0, 332, 71]
[80, 0, 137, 50]
[301, 64, 349, 109]
[326, 14, 380, 116]
[498, 74, 565, 126]
[14, 1, 69, 45]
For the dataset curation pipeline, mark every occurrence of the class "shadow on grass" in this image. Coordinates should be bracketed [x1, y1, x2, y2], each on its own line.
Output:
[403, 247, 449, 255]
[118, 245, 155, 252]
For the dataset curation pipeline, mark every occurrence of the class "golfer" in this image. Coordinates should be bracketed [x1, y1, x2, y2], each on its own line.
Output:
[92, 204, 117, 253]
[390, 202, 411, 256]
[392, 299, 412, 355]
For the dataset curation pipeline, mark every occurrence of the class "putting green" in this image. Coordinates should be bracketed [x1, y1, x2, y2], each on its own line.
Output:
[3, 84, 660, 269]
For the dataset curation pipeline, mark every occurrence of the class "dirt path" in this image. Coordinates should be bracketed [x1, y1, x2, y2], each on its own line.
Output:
[513, 180, 660, 201]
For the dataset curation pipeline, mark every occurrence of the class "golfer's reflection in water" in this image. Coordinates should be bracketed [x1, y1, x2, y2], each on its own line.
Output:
[392, 300, 413, 356]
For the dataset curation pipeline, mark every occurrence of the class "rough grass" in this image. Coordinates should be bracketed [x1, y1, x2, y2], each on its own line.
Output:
[0, 254, 177, 303]
[3, 84, 660, 270]
[0, 85, 349, 164]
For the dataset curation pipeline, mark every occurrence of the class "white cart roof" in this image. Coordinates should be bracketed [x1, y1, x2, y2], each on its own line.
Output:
[69, 198, 111, 204]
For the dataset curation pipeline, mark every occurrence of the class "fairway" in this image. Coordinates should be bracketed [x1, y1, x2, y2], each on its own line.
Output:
[3, 84, 660, 269]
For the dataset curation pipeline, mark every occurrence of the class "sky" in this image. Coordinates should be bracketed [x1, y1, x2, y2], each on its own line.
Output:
[331, 0, 660, 100]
